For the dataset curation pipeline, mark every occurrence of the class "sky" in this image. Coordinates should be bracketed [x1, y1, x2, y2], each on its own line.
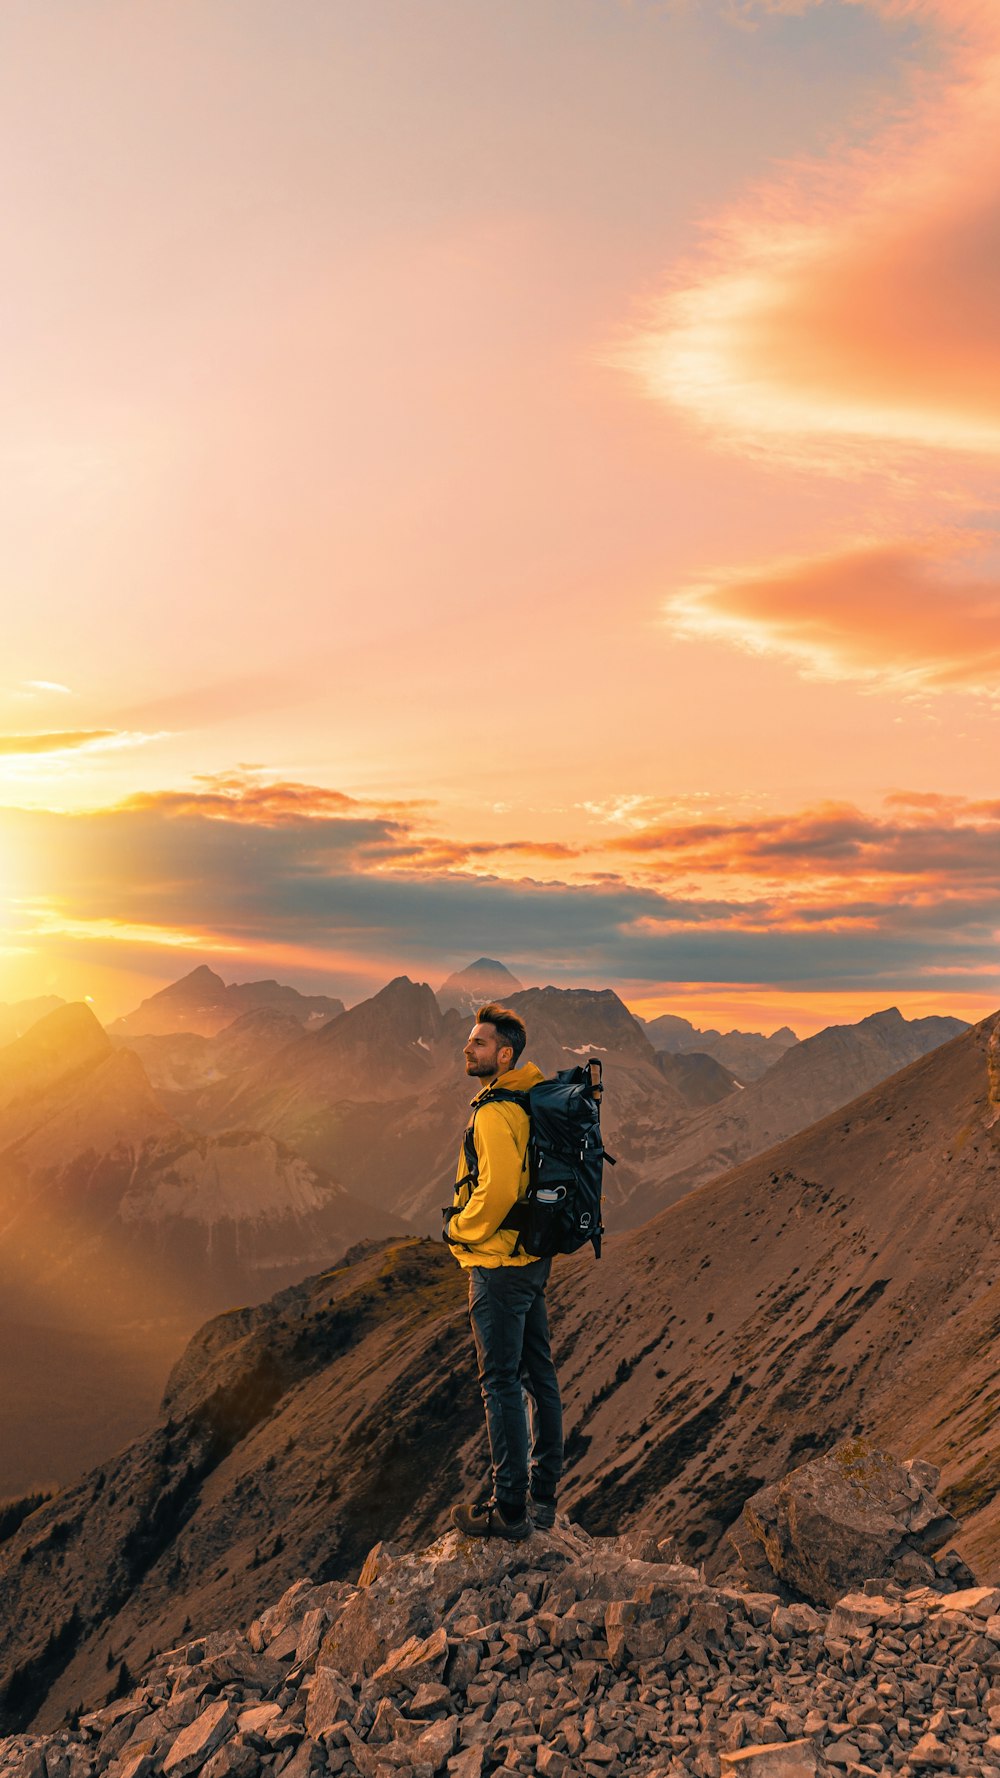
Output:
[1, 0, 999, 1036]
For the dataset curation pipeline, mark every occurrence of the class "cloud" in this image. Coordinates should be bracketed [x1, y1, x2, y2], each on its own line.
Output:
[121, 775, 380, 826]
[622, 0, 1000, 465]
[664, 536, 1000, 694]
[608, 793, 1000, 890]
[0, 730, 143, 756]
[4, 775, 999, 1008]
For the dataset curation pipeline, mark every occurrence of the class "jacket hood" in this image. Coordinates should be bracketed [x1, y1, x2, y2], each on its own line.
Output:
[471, 1060, 544, 1102]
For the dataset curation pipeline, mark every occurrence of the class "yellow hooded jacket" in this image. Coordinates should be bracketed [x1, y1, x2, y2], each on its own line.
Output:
[446, 1061, 545, 1268]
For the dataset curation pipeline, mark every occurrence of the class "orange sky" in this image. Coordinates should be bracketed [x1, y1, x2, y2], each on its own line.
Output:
[2, 0, 999, 1037]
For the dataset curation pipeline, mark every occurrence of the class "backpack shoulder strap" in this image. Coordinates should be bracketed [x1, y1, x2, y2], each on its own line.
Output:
[457, 1087, 532, 1190]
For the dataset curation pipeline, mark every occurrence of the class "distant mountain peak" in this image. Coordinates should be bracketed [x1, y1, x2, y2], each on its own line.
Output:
[437, 958, 525, 1015]
[10, 999, 108, 1056]
[377, 974, 431, 1001]
[176, 963, 227, 989]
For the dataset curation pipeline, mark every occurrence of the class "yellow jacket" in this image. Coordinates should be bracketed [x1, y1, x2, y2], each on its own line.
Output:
[446, 1062, 544, 1268]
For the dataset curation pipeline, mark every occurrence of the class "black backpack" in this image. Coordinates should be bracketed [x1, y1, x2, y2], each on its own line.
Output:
[458, 1058, 614, 1259]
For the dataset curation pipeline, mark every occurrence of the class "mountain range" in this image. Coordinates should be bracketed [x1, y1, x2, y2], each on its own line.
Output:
[0, 962, 972, 1500]
[641, 1011, 799, 1081]
[634, 1004, 967, 1215]
[0, 1004, 996, 1736]
[109, 964, 345, 1039]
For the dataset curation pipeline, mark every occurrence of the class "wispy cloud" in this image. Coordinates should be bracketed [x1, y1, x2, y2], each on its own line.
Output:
[664, 535, 1000, 695]
[623, 0, 1000, 467]
[0, 730, 153, 757]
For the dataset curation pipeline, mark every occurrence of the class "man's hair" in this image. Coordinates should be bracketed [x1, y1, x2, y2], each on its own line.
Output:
[477, 1002, 526, 1065]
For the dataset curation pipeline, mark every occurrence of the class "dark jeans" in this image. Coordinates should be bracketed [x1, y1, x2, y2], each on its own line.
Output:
[468, 1258, 563, 1512]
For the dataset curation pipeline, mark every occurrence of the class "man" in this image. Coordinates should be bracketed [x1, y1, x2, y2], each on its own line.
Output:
[443, 1002, 563, 1541]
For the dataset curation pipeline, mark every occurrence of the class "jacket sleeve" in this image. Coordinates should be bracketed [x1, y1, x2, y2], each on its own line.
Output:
[447, 1104, 527, 1246]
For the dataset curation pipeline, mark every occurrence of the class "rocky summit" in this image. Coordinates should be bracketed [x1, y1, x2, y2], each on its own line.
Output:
[6, 1445, 1000, 1778]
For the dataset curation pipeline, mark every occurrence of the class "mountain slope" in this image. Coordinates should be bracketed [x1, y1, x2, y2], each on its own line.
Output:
[112, 1007, 311, 1115]
[634, 1005, 968, 1215]
[0, 1005, 410, 1333]
[4, 1011, 998, 1735]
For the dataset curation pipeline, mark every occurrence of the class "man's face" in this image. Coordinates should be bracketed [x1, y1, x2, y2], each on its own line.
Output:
[464, 1021, 512, 1080]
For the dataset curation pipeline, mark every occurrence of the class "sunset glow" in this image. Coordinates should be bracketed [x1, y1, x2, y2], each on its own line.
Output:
[1, 0, 998, 1035]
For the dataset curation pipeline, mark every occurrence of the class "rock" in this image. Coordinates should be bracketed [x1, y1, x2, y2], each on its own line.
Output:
[444, 1640, 480, 1693]
[933, 1547, 979, 1588]
[201, 1747, 261, 1778]
[162, 1701, 235, 1778]
[536, 1751, 568, 1777]
[236, 1703, 283, 1736]
[358, 1541, 405, 1585]
[304, 1666, 356, 1736]
[605, 1582, 700, 1668]
[827, 1594, 901, 1639]
[116, 1756, 156, 1778]
[724, 1441, 961, 1606]
[294, 1608, 331, 1666]
[113, 1749, 154, 1778]
[446, 1748, 485, 1778]
[370, 1628, 450, 1696]
[581, 1741, 618, 1765]
[719, 1745, 818, 1776]
[413, 1717, 459, 1769]
[275, 1742, 319, 1778]
[910, 1732, 951, 1768]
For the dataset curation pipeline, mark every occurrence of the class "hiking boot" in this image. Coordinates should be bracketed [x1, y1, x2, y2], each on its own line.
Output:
[529, 1495, 557, 1530]
[451, 1498, 531, 1542]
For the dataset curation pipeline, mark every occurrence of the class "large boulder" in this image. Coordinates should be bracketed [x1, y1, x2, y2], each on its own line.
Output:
[720, 1440, 964, 1606]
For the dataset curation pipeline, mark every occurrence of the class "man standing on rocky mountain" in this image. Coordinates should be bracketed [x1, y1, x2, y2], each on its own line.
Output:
[443, 1002, 563, 1542]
